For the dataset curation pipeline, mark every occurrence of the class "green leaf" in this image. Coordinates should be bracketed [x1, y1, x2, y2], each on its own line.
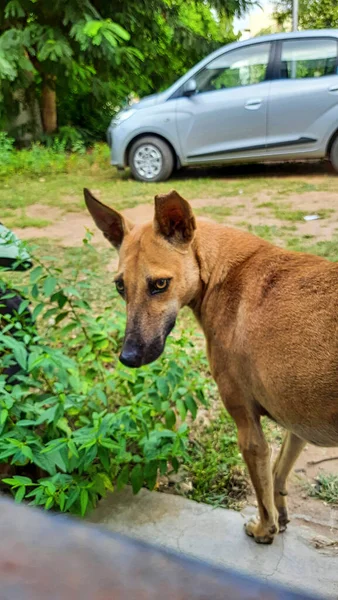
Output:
[18, 299, 30, 315]
[98, 447, 110, 471]
[43, 276, 57, 297]
[45, 497, 54, 510]
[165, 409, 176, 429]
[11, 475, 32, 485]
[60, 321, 78, 335]
[31, 284, 39, 299]
[83, 20, 103, 37]
[15, 486, 26, 503]
[55, 311, 69, 324]
[4, 338, 27, 370]
[109, 22, 130, 41]
[185, 395, 198, 419]
[172, 457, 179, 472]
[95, 472, 114, 493]
[102, 30, 117, 47]
[176, 399, 187, 421]
[157, 377, 169, 397]
[30, 266, 43, 283]
[59, 491, 66, 511]
[117, 464, 129, 491]
[51, 291, 68, 309]
[67, 440, 79, 458]
[130, 464, 143, 495]
[144, 461, 158, 490]
[64, 488, 80, 512]
[32, 302, 44, 321]
[80, 488, 89, 516]
[51, 449, 68, 472]
[21, 445, 34, 460]
[0, 409, 8, 425]
[5, 0, 25, 18]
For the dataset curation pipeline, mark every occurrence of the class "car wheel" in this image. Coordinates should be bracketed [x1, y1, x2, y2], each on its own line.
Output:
[329, 136, 338, 173]
[129, 136, 174, 182]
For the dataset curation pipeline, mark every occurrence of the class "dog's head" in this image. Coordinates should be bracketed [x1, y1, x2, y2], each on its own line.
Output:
[84, 189, 200, 367]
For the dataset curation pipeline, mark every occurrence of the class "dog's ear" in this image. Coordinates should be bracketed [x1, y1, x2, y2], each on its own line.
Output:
[154, 190, 196, 245]
[84, 189, 133, 250]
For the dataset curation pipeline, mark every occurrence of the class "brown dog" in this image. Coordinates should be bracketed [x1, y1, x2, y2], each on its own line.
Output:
[84, 187, 338, 545]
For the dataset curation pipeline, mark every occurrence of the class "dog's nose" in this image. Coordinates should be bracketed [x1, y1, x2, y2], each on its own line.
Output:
[119, 345, 142, 368]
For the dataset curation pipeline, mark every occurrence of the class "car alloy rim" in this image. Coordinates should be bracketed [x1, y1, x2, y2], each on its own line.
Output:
[134, 144, 163, 179]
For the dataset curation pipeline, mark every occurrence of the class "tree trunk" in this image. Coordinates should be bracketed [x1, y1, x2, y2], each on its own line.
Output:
[41, 78, 57, 134]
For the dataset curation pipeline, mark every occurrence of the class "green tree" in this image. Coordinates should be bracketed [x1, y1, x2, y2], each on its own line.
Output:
[0, 1, 140, 134]
[273, 0, 338, 30]
[0, 0, 252, 140]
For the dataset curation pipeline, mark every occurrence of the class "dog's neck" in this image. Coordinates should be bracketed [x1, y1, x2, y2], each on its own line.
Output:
[189, 219, 266, 323]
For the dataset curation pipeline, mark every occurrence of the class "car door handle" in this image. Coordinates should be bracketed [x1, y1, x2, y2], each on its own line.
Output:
[244, 99, 262, 110]
[328, 85, 338, 93]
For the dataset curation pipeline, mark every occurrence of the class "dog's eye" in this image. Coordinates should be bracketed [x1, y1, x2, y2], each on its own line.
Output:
[155, 279, 168, 290]
[150, 278, 170, 295]
[115, 280, 125, 295]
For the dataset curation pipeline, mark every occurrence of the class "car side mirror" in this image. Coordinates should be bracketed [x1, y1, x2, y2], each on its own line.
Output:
[182, 79, 197, 97]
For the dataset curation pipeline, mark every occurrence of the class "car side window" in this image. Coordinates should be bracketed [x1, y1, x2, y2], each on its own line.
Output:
[194, 43, 271, 94]
[280, 39, 338, 80]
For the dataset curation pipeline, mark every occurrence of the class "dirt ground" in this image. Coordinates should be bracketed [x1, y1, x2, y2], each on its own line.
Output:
[12, 189, 338, 247]
[266, 440, 338, 538]
[11, 163, 338, 539]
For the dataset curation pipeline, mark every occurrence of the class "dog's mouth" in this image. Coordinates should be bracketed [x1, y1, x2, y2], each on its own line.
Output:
[119, 318, 176, 369]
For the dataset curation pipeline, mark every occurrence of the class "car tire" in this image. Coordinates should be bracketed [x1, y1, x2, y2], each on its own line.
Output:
[129, 136, 174, 182]
[329, 136, 338, 173]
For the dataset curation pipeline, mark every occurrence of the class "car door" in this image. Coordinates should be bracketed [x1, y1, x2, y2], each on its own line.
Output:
[267, 37, 338, 155]
[175, 42, 273, 163]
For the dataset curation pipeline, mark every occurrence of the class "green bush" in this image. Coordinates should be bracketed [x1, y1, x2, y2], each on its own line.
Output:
[0, 235, 209, 516]
[0, 133, 109, 179]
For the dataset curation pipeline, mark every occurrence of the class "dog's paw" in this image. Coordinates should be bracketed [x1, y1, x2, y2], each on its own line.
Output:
[278, 507, 290, 533]
[244, 517, 278, 544]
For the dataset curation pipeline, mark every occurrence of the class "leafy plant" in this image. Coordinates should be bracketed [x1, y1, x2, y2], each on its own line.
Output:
[310, 473, 338, 505]
[188, 411, 247, 508]
[0, 132, 108, 178]
[0, 233, 209, 516]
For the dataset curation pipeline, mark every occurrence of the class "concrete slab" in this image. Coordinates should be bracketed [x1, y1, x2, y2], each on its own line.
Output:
[90, 488, 338, 599]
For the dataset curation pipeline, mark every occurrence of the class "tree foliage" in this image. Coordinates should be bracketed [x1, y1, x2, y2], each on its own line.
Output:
[273, 0, 338, 30]
[0, 0, 252, 140]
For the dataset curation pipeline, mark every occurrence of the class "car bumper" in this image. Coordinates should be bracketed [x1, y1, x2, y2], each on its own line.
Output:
[106, 124, 126, 169]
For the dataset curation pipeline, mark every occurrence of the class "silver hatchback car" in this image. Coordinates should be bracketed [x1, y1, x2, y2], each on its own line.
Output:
[107, 30, 338, 182]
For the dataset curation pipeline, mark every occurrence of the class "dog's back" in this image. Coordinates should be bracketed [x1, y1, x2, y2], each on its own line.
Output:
[199, 228, 338, 446]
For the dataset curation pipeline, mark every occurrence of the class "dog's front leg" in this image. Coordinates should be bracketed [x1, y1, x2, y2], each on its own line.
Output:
[226, 401, 279, 544]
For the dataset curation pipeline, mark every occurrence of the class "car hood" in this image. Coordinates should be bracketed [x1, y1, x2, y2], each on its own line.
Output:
[132, 92, 165, 110]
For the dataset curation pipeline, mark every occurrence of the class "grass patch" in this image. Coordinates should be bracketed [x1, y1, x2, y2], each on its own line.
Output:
[246, 224, 283, 241]
[273, 207, 334, 222]
[5, 215, 52, 229]
[195, 205, 234, 221]
[310, 474, 338, 504]
[285, 237, 338, 259]
[274, 209, 310, 222]
[1, 143, 337, 219]
[257, 201, 275, 209]
[187, 410, 248, 508]
[274, 181, 318, 195]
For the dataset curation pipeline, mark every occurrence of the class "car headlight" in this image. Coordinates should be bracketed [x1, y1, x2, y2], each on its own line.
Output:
[112, 109, 136, 126]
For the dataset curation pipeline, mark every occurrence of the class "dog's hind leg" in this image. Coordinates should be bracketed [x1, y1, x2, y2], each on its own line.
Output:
[232, 408, 279, 544]
[273, 431, 306, 532]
